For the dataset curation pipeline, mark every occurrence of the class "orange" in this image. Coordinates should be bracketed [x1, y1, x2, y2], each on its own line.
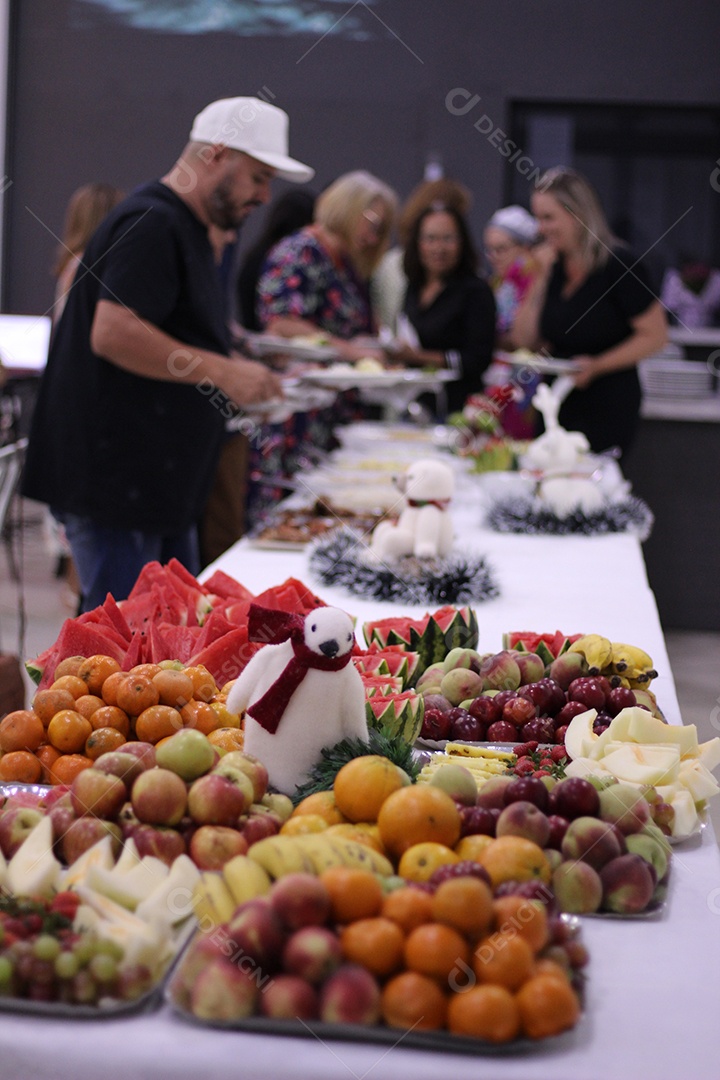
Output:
[179, 700, 219, 735]
[339, 917, 405, 978]
[36, 743, 61, 784]
[532, 957, 573, 983]
[85, 726, 127, 760]
[0, 750, 43, 783]
[183, 665, 218, 702]
[472, 931, 534, 991]
[431, 876, 494, 938]
[404, 922, 470, 983]
[49, 753, 94, 785]
[454, 834, 494, 861]
[280, 814, 328, 836]
[128, 663, 162, 679]
[492, 896, 549, 954]
[74, 694, 105, 721]
[152, 669, 194, 709]
[381, 886, 435, 934]
[134, 704, 183, 744]
[398, 842, 459, 884]
[89, 706, 130, 738]
[0, 710, 45, 753]
[32, 689, 75, 727]
[52, 655, 86, 680]
[46, 710, 93, 753]
[447, 984, 520, 1043]
[77, 655, 121, 696]
[116, 675, 160, 716]
[319, 867, 384, 923]
[100, 671, 129, 707]
[478, 836, 552, 888]
[209, 701, 241, 728]
[50, 675, 88, 700]
[207, 727, 245, 753]
[515, 973, 581, 1039]
[293, 790, 347, 826]
[333, 755, 407, 823]
[377, 784, 460, 858]
[381, 970, 448, 1031]
[326, 822, 386, 854]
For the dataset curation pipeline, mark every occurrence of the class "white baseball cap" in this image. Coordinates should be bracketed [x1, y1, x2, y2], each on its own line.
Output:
[190, 97, 314, 182]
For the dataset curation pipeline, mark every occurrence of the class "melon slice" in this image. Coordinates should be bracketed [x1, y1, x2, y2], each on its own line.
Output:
[7, 817, 61, 898]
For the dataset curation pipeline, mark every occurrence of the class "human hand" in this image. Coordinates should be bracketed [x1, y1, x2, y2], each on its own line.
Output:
[531, 243, 558, 275]
[220, 356, 284, 406]
[335, 339, 386, 364]
[571, 355, 597, 389]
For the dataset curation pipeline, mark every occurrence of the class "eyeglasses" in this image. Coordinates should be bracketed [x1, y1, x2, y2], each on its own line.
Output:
[484, 242, 514, 256]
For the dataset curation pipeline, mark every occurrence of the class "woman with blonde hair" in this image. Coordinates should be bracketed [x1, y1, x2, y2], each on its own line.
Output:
[257, 170, 397, 360]
[53, 182, 125, 323]
[513, 167, 667, 453]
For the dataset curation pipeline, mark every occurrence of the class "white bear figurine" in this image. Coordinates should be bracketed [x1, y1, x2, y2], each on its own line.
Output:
[369, 457, 455, 561]
[226, 606, 368, 795]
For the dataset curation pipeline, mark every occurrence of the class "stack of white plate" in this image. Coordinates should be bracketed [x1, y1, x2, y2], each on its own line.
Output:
[639, 358, 713, 398]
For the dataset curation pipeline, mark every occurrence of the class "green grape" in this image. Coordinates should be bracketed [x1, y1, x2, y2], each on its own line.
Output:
[33, 934, 62, 962]
[73, 937, 98, 967]
[0, 955, 14, 986]
[54, 950, 80, 980]
[88, 953, 118, 984]
[95, 938, 124, 962]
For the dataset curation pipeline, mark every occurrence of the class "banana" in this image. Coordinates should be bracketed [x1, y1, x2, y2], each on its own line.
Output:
[330, 836, 393, 876]
[568, 634, 614, 674]
[246, 836, 314, 879]
[292, 834, 349, 874]
[610, 642, 657, 682]
[192, 872, 237, 926]
[222, 853, 272, 905]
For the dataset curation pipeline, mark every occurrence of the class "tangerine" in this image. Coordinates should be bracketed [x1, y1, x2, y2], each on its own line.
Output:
[116, 675, 160, 716]
[377, 784, 460, 858]
[50, 675, 88, 699]
[339, 917, 405, 978]
[515, 973, 581, 1039]
[180, 700, 219, 735]
[32, 689, 75, 727]
[326, 822, 385, 854]
[447, 984, 520, 1043]
[0, 710, 45, 753]
[77, 655, 121, 696]
[293, 790, 347, 826]
[478, 836, 552, 888]
[52, 656, 86, 680]
[454, 834, 494, 861]
[36, 743, 61, 783]
[74, 694, 105, 721]
[404, 922, 470, 983]
[492, 896, 549, 954]
[0, 750, 43, 783]
[152, 669, 194, 709]
[207, 727, 245, 754]
[47, 710, 93, 753]
[100, 671, 128, 707]
[183, 665, 217, 702]
[381, 970, 448, 1031]
[431, 876, 494, 938]
[128, 663, 162, 679]
[85, 727, 127, 760]
[49, 753, 94, 785]
[319, 867, 384, 923]
[280, 814, 328, 836]
[209, 701, 241, 728]
[89, 706, 130, 738]
[333, 755, 407, 823]
[472, 931, 534, 991]
[381, 886, 435, 934]
[134, 705, 183, 744]
[398, 842, 459, 884]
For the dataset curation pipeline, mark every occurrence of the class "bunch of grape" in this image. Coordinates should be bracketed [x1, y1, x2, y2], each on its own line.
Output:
[0, 893, 151, 1006]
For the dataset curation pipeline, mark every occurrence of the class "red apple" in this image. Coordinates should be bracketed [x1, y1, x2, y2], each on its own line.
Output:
[93, 750, 149, 787]
[189, 824, 248, 870]
[126, 822, 187, 865]
[319, 964, 381, 1024]
[282, 925, 343, 984]
[269, 872, 331, 930]
[187, 772, 252, 827]
[0, 807, 44, 858]
[61, 817, 122, 864]
[213, 751, 269, 803]
[117, 741, 156, 770]
[239, 811, 281, 846]
[131, 768, 188, 827]
[226, 899, 286, 972]
[70, 768, 127, 820]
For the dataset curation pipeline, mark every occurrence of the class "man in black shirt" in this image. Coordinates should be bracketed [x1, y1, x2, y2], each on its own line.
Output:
[23, 97, 313, 609]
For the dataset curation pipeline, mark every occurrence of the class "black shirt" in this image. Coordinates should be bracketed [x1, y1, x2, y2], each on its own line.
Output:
[23, 182, 230, 531]
[540, 248, 656, 453]
[403, 274, 496, 415]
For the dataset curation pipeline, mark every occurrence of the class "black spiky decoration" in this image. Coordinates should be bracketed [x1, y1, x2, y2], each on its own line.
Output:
[486, 495, 654, 540]
[308, 527, 500, 605]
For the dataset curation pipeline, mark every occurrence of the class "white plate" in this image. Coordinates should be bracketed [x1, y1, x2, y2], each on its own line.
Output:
[247, 334, 337, 361]
[495, 350, 581, 376]
[300, 368, 457, 390]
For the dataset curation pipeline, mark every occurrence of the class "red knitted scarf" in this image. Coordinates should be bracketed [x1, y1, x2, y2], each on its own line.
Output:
[247, 604, 351, 734]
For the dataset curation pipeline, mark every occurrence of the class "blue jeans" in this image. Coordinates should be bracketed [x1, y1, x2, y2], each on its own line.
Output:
[58, 513, 200, 613]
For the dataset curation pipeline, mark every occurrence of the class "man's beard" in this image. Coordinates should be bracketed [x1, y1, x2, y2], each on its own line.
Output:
[209, 178, 258, 229]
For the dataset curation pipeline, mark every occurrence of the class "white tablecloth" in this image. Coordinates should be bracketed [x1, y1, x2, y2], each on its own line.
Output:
[3, 448, 720, 1079]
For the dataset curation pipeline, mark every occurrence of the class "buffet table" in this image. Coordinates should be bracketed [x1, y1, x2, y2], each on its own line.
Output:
[2, 432, 720, 1080]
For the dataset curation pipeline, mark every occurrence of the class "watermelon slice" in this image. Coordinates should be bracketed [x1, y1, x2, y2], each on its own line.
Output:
[359, 674, 405, 697]
[254, 578, 327, 615]
[33, 619, 127, 689]
[365, 691, 425, 745]
[363, 607, 479, 683]
[188, 627, 262, 688]
[352, 646, 419, 689]
[503, 631, 584, 665]
[202, 569, 254, 602]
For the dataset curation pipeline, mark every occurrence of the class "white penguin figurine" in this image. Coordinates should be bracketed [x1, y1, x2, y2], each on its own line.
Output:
[226, 604, 368, 795]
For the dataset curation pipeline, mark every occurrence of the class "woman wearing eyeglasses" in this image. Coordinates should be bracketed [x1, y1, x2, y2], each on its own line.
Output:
[256, 170, 397, 362]
[513, 167, 667, 454]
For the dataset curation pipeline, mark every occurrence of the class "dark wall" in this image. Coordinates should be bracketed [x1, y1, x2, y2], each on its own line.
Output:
[5, 0, 720, 313]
